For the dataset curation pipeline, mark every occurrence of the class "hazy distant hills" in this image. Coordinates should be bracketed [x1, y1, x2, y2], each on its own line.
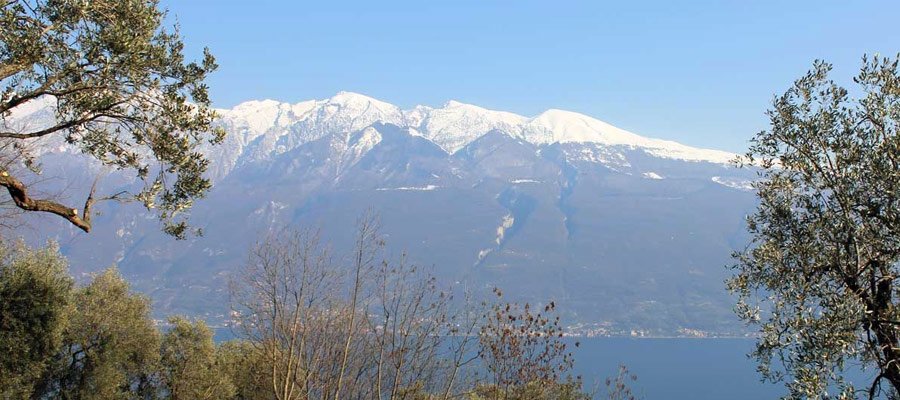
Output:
[11, 92, 759, 335]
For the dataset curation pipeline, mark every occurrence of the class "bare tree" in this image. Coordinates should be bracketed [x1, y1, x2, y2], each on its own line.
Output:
[476, 288, 584, 400]
[334, 214, 381, 400]
[365, 255, 452, 399]
[439, 290, 485, 400]
[230, 228, 336, 400]
[604, 365, 639, 400]
[229, 216, 491, 400]
[229, 216, 600, 400]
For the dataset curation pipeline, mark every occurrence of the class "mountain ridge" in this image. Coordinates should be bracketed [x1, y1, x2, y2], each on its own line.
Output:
[212, 91, 736, 164]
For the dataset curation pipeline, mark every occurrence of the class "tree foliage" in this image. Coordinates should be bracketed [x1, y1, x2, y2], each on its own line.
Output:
[729, 54, 900, 399]
[160, 316, 235, 400]
[0, 0, 223, 237]
[0, 245, 249, 399]
[0, 240, 72, 398]
[215, 340, 270, 400]
[37, 267, 160, 399]
[0, 235, 622, 400]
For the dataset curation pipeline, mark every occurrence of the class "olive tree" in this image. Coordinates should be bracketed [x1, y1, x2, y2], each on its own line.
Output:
[160, 316, 236, 400]
[35, 268, 160, 399]
[0, 0, 223, 237]
[729, 54, 900, 399]
[0, 240, 72, 398]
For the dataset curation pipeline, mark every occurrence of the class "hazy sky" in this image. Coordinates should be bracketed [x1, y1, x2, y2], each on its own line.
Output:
[161, 0, 899, 152]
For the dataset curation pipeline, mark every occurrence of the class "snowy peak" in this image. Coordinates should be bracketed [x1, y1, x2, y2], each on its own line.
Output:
[229, 99, 281, 114]
[525, 108, 646, 145]
[210, 92, 736, 168]
[524, 109, 735, 163]
[323, 91, 402, 117]
[329, 90, 386, 105]
[219, 91, 402, 136]
[222, 99, 304, 137]
[414, 100, 529, 153]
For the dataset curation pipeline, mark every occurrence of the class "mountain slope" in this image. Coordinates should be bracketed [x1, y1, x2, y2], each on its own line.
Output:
[13, 92, 757, 336]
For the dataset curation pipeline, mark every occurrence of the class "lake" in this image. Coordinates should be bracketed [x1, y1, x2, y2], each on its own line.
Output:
[572, 338, 878, 399]
[571, 338, 781, 399]
[214, 328, 873, 399]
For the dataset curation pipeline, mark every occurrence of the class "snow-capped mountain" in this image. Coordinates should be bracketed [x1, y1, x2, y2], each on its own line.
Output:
[205, 91, 734, 176]
[16, 92, 758, 336]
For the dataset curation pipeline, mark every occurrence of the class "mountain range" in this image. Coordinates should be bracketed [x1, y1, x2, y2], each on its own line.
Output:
[10, 92, 759, 336]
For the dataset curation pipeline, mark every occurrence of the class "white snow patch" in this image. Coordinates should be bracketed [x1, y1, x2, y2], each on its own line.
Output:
[348, 127, 382, 155]
[376, 185, 440, 191]
[711, 176, 754, 191]
[253, 201, 287, 215]
[510, 179, 541, 184]
[642, 172, 664, 180]
[495, 214, 515, 245]
[477, 248, 493, 262]
[202, 247, 226, 256]
[407, 127, 426, 138]
[569, 146, 631, 168]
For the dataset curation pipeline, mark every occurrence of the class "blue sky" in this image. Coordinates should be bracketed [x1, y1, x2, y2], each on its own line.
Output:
[162, 0, 899, 152]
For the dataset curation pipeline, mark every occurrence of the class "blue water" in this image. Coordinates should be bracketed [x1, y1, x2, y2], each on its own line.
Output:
[572, 338, 884, 399]
[570, 338, 783, 399]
